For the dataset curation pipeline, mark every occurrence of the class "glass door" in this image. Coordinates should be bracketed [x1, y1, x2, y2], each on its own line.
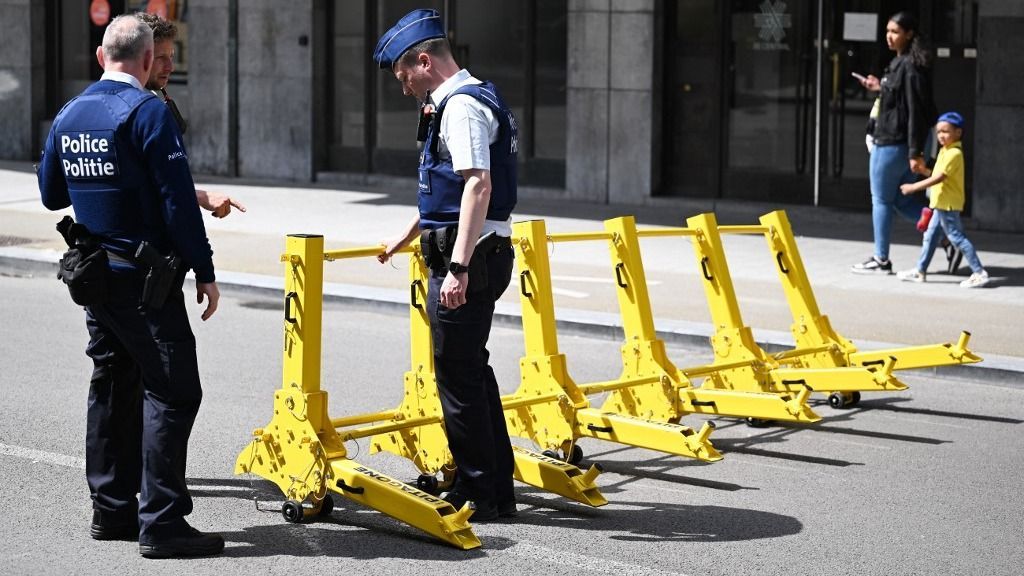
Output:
[817, 1, 900, 208]
[721, 0, 817, 204]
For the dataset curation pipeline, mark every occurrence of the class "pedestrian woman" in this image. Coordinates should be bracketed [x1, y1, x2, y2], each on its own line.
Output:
[852, 11, 936, 274]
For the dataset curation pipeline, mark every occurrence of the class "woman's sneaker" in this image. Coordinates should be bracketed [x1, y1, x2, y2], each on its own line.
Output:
[851, 256, 893, 274]
[897, 269, 926, 283]
[959, 271, 989, 288]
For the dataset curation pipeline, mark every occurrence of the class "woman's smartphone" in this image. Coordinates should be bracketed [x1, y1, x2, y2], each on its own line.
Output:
[851, 72, 868, 83]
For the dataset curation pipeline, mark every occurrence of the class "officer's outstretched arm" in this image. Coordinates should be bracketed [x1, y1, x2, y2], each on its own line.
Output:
[197, 281, 219, 321]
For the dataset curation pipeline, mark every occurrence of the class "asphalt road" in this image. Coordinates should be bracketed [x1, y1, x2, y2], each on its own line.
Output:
[1, 268, 1022, 576]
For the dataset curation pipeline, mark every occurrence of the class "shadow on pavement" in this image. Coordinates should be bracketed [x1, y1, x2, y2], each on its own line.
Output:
[188, 476, 799, 557]
[510, 497, 802, 543]
[854, 396, 1024, 424]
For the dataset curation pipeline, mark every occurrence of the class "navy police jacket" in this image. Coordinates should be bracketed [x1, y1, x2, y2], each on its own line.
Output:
[418, 81, 517, 230]
[39, 79, 215, 283]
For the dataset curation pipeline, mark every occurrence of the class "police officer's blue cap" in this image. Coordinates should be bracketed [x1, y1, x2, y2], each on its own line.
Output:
[373, 9, 446, 69]
[937, 111, 964, 128]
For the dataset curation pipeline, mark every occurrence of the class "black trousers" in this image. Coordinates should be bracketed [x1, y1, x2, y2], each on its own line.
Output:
[427, 244, 515, 505]
[83, 267, 202, 540]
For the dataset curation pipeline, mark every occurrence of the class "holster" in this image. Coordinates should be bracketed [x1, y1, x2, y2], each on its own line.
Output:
[420, 226, 507, 293]
[134, 241, 182, 310]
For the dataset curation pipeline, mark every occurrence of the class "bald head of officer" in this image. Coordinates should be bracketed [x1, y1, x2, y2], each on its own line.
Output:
[95, 14, 154, 89]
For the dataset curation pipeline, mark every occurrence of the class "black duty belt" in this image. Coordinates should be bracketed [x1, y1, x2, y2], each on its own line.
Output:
[105, 250, 133, 265]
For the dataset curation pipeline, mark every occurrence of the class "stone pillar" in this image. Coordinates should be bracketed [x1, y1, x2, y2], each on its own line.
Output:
[236, 0, 316, 180]
[973, 0, 1024, 232]
[190, 0, 315, 180]
[188, 0, 231, 175]
[566, 0, 610, 202]
[0, 0, 46, 160]
[609, 0, 659, 204]
[566, 0, 659, 204]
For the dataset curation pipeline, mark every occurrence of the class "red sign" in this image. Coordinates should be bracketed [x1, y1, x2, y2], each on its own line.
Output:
[89, 0, 111, 27]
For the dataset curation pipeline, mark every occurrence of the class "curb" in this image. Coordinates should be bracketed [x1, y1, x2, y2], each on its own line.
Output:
[4, 247, 1021, 388]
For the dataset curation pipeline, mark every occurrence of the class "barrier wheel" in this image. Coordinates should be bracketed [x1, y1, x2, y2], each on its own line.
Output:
[850, 391, 862, 405]
[541, 449, 561, 461]
[828, 392, 847, 409]
[568, 445, 584, 466]
[416, 474, 440, 495]
[745, 417, 770, 428]
[316, 494, 334, 518]
[282, 500, 305, 523]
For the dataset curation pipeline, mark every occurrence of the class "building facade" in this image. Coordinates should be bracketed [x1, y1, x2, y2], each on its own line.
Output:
[3, 0, 1022, 231]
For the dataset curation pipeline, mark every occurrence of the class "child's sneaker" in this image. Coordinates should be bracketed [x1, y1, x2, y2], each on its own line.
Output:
[916, 207, 933, 232]
[897, 269, 926, 283]
[851, 256, 893, 274]
[959, 271, 989, 288]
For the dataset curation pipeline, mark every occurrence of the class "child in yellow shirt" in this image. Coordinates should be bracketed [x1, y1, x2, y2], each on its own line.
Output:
[896, 112, 988, 287]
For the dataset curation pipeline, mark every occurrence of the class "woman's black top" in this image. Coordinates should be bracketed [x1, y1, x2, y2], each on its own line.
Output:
[872, 53, 936, 159]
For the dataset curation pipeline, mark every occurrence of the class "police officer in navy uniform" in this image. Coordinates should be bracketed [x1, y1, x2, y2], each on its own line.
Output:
[374, 9, 518, 521]
[38, 15, 223, 558]
[136, 11, 246, 219]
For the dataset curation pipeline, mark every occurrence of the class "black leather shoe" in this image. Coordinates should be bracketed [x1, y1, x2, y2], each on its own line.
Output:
[442, 492, 499, 522]
[498, 500, 518, 518]
[90, 510, 139, 541]
[139, 527, 225, 559]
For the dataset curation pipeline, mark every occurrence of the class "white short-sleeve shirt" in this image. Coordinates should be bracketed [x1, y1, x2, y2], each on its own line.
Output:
[430, 69, 510, 236]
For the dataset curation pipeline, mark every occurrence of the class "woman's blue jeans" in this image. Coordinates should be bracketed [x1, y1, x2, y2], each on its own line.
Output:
[869, 143, 926, 261]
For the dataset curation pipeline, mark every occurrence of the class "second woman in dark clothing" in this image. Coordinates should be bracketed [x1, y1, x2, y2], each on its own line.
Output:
[852, 11, 937, 275]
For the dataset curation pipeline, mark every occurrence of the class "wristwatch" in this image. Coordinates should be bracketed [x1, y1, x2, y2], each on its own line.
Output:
[448, 261, 469, 274]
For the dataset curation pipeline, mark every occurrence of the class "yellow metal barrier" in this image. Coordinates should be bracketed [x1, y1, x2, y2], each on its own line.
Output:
[235, 235, 481, 549]
[293, 241, 605, 507]
[685, 212, 906, 410]
[506, 219, 721, 463]
[358, 247, 608, 507]
[601, 216, 820, 424]
[756, 210, 982, 406]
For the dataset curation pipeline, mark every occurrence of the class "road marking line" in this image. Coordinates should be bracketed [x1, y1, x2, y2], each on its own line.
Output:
[0, 443, 85, 469]
[504, 541, 691, 576]
[552, 287, 589, 299]
[553, 274, 663, 286]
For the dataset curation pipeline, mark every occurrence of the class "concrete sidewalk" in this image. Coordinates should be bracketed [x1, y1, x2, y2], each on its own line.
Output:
[3, 162, 1023, 382]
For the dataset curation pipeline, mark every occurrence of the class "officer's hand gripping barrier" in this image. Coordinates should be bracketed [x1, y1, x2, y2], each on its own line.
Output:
[755, 210, 982, 406]
[234, 235, 480, 549]
[323, 242, 608, 509]
[506, 220, 721, 462]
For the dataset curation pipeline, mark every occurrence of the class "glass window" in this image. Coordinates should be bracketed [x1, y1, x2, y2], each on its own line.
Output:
[726, 0, 811, 172]
[332, 2, 365, 149]
[532, 0, 567, 160]
[375, 0, 443, 152]
[932, 0, 977, 45]
[58, 3, 96, 105]
[362, 0, 566, 182]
